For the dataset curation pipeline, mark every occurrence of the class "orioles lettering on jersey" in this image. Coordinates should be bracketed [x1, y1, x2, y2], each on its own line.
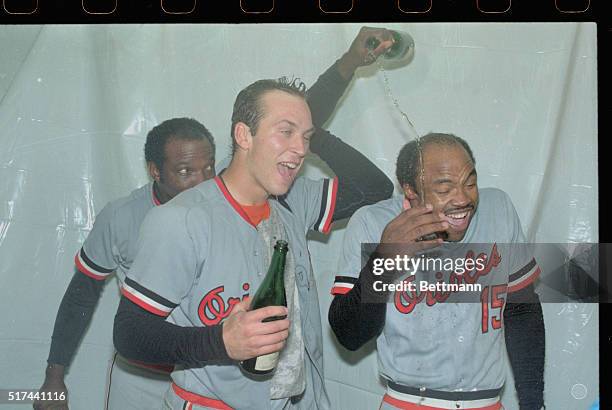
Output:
[394, 244, 504, 335]
[198, 283, 250, 326]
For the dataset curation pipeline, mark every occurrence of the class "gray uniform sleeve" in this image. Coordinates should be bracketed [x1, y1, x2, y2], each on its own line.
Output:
[75, 203, 119, 280]
[121, 205, 202, 317]
[113, 205, 232, 365]
[283, 176, 339, 235]
[499, 191, 541, 293]
[331, 210, 371, 295]
[328, 208, 388, 351]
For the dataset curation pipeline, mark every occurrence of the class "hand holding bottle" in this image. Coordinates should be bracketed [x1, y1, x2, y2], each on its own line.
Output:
[222, 298, 290, 362]
[366, 29, 415, 62]
[337, 26, 395, 79]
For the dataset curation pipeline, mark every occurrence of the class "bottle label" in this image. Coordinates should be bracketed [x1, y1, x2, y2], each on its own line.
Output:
[254, 352, 279, 372]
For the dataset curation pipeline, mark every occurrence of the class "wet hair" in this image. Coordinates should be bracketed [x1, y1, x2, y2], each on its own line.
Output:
[395, 132, 475, 190]
[144, 117, 215, 171]
[230, 77, 307, 153]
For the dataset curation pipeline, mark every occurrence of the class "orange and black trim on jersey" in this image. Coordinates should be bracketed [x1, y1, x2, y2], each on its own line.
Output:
[75, 248, 114, 280]
[331, 275, 358, 295]
[508, 258, 541, 292]
[151, 184, 162, 206]
[314, 177, 338, 234]
[214, 176, 258, 228]
[121, 277, 177, 317]
[173, 383, 233, 410]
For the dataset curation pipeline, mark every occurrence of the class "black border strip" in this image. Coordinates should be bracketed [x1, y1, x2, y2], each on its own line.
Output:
[124, 277, 177, 309]
[80, 248, 115, 274]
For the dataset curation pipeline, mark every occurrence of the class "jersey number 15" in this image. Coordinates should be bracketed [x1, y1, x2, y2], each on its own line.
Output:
[480, 285, 507, 333]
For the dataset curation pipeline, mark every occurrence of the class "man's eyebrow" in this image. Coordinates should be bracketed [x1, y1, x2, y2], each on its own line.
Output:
[432, 168, 476, 185]
[274, 120, 297, 128]
[274, 120, 315, 135]
[175, 157, 215, 166]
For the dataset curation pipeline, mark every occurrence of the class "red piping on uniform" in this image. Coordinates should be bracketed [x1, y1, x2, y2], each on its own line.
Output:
[120, 287, 169, 317]
[508, 266, 541, 293]
[382, 394, 502, 410]
[152, 184, 162, 206]
[214, 176, 257, 227]
[172, 383, 233, 410]
[74, 253, 106, 280]
[331, 285, 352, 295]
[321, 177, 338, 234]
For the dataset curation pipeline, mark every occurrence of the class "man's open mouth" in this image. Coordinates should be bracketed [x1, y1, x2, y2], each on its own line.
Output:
[443, 207, 473, 230]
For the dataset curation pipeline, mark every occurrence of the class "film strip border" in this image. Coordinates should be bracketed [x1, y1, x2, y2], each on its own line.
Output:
[0, 0, 602, 22]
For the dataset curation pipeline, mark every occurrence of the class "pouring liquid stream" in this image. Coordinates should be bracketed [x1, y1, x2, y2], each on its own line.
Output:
[367, 45, 444, 241]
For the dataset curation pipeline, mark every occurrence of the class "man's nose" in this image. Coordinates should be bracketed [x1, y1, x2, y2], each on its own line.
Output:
[291, 135, 307, 157]
[451, 187, 472, 207]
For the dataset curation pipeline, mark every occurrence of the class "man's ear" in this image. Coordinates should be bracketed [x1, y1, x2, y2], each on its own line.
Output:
[233, 122, 252, 152]
[147, 162, 161, 182]
[402, 183, 420, 207]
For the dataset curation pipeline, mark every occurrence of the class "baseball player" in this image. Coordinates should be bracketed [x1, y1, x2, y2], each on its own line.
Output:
[329, 133, 545, 410]
[36, 26, 394, 410]
[113, 28, 397, 410]
[34, 118, 216, 410]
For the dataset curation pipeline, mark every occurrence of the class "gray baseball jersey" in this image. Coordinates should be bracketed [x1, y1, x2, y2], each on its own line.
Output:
[331, 188, 540, 392]
[122, 175, 338, 409]
[75, 182, 160, 284]
[72, 182, 172, 409]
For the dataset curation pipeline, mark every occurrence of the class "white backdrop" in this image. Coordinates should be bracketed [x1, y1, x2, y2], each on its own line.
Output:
[0, 23, 598, 409]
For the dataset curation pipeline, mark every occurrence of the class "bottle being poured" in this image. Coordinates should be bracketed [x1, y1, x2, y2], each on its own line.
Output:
[366, 30, 415, 63]
[366, 29, 446, 242]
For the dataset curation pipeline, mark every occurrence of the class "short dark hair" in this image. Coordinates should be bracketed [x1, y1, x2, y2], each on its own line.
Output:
[395, 132, 475, 190]
[144, 117, 215, 171]
[230, 77, 307, 153]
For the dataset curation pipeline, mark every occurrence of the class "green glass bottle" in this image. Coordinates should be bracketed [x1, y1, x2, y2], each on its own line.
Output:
[366, 30, 415, 61]
[239, 240, 288, 375]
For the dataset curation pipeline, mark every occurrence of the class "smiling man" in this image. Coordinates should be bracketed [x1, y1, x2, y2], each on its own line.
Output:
[113, 27, 396, 409]
[400, 134, 479, 242]
[328, 133, 546, 410]
[35, 118, 216, 410]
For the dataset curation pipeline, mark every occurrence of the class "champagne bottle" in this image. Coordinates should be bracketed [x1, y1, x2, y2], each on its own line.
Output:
[239, 240, 288, 375]
[366, 30, 415, 61]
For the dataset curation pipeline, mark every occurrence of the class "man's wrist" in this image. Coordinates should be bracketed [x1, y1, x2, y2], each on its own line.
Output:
[45, 363, 66, 379]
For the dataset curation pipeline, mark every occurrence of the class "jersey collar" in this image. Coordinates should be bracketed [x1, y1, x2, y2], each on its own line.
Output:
[151, 183, 162, 206]
[214, 175, 259, 228]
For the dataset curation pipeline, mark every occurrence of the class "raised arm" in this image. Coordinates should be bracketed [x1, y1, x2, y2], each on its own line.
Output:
[305, 27, 397, 223]
[279, 27, 398, 229]
[311, 129, 394, 222]
[329, 204, 446, 350]
[307, 26, 394, 127]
